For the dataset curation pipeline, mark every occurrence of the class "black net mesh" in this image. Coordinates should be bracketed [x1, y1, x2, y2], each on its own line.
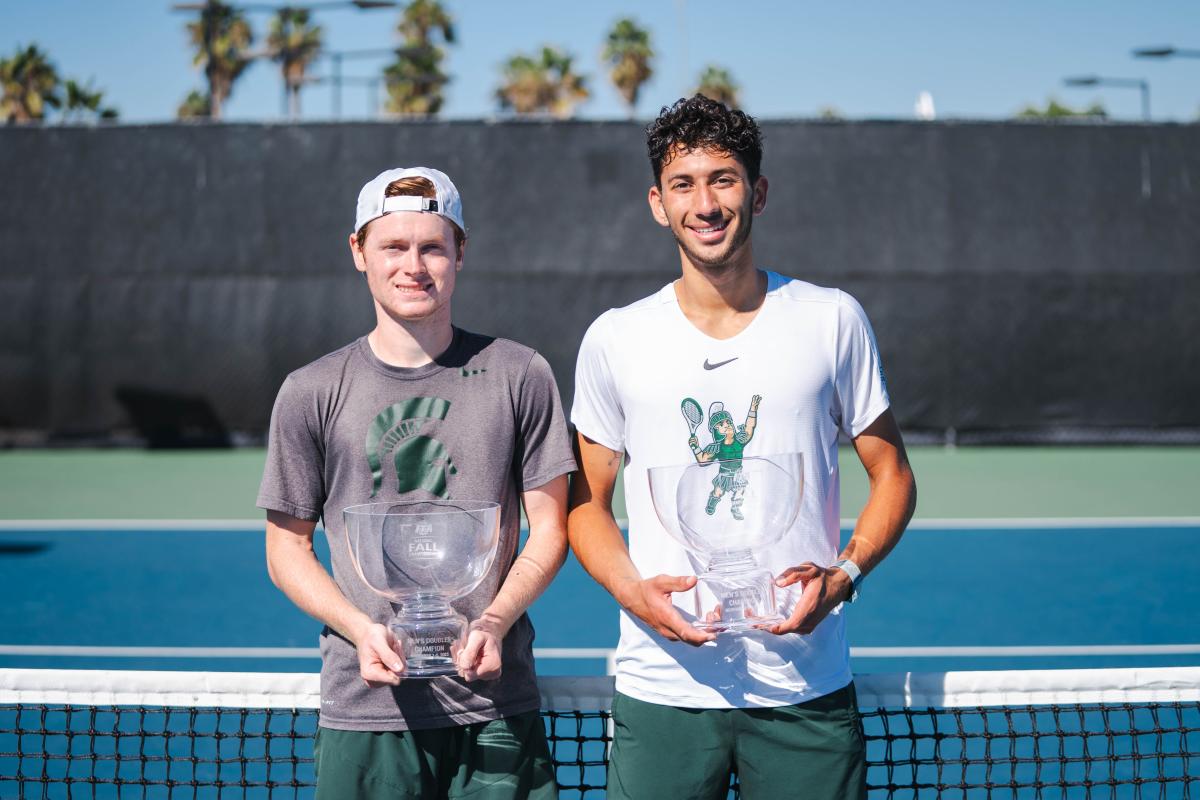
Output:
[2, 698, 1197, 798]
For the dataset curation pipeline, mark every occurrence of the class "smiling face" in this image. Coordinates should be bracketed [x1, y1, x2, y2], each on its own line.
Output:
[349, 211, 463, 326]
[649, 145, 768, 273]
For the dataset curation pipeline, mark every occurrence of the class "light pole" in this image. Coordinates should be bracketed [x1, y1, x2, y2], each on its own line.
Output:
[332, 75, 384, 117]
[321, 47, 397, 118]
[1063, 75, 1151, 121]
[322, 45, 443, 118]
[172, 1, 396, 119]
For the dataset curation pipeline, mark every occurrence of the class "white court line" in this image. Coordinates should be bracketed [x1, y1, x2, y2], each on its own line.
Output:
[851, 645, 1200, 657]
[0, 645, 607, 660]
[1, 516, 1199, 531]
[0, 646, 319, 658]
[0, 519, 271, 531]
[899, 516, 1200, 530]
[3, 644, 1199, 659]
[3, 516, 1200, 532]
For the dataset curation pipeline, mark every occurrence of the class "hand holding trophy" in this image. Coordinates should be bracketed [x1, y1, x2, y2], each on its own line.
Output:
[344, 500, 500, 677]
[648, 452, 803, 633]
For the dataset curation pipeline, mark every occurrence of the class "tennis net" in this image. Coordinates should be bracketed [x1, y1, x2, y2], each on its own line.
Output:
[2, 667, 1197, 798]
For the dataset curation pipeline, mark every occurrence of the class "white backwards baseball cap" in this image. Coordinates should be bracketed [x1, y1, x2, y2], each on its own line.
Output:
[353, 166, 466, 236]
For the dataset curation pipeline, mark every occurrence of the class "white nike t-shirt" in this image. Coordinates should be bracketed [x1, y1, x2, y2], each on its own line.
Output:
[571, 271, 890, 708]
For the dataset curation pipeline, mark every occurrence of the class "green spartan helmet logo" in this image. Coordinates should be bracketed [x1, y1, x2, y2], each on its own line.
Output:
[365, 398, 458, 498]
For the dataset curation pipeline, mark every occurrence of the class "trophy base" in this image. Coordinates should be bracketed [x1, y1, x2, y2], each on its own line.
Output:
[692, 569, 782, 635]
[392, 614, 467, 679]
[694, 613, 785, 634]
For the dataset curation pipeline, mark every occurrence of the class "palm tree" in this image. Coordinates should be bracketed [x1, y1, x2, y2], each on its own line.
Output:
[62, 79, 117, 123]
[695, 65, 739, 109]
[495, 46, 588, 118]
[384, 0, 455, 115]
[177, 90, 213, 120]
[185, 0, 254, 120]
[602, 18, 653, 118]
[1015, 98, 1107, 120]
[267, 8, 322, 119]
[0, 44, 61, 124]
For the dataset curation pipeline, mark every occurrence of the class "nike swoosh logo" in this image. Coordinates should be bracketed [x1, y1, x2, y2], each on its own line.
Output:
[703, 357, 739, 370]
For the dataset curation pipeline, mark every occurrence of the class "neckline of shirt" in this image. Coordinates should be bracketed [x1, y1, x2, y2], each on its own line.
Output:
[662, 269, 784, 346]
[354, 327, 467, 380]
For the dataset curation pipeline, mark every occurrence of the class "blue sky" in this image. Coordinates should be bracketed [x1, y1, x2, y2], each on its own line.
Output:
[4, 1, 1199, 123]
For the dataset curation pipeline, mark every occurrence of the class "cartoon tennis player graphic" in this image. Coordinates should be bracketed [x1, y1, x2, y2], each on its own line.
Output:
[681, 394, 762, 519]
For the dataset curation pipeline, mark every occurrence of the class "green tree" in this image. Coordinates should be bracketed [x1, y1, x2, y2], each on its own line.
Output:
[695, 65, 739, 109]
[383, 0, 455, 115]
[496, 46, 588, 118]
[185, 0, 254, 120]
[177, 89, 213, 120]
[62, 79, 117, 123]
[267, 8, 322, 119]
[1015, 98, 1107, 120]
[0, 44, 61, 124]
[602, 18, 653, 118]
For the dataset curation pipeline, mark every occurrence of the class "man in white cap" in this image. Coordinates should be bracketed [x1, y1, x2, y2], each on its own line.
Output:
[259, 167, 574, 798]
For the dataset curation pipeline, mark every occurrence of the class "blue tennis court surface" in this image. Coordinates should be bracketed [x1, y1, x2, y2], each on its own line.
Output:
[1, 523, 1197, 675]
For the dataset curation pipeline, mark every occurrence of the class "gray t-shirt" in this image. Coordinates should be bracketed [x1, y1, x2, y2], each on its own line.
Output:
[257, 329, 576, 731]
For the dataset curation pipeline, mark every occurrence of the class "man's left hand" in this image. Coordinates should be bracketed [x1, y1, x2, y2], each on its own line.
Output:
[456, 622, 503, 681]
[767, 563, 852, 635]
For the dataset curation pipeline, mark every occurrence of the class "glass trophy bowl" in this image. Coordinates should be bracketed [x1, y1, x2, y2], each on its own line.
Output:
[648, 453, 803, 633]
[344, 500, 500, 678]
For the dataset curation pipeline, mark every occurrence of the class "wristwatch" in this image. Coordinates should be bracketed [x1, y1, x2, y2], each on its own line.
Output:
[830, 559, 863, 604]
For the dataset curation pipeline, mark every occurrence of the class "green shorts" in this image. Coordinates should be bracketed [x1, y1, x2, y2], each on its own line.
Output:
[314, 710, 558, 800]
[608, 683, 866, 800]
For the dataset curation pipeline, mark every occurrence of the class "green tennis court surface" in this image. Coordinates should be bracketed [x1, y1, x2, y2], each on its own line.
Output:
[1, 446, 1197, 520]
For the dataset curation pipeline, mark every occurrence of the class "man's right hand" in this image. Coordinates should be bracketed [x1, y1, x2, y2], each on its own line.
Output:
[354, 622, 406, 687]
[623, 574, 716, 646]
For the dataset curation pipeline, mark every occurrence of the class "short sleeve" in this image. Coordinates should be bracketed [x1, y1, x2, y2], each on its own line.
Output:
[570, 313, 625, 452]
[514, 352, 577, 491]
[257, 375, 326, 521]
[833, 292, 891, 438]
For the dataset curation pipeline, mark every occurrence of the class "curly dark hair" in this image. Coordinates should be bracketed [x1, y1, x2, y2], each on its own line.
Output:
[646, 94, 763, 185]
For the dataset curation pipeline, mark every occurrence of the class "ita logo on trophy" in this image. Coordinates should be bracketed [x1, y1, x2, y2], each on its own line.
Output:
[344, 500, 500, 677]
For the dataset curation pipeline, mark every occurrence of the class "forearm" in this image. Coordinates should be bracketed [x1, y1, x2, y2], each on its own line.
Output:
[477, 474, 571, 637]
[568, 434, 656, 615]
[266, 524, 373, 644]
[567, 503, 645, 611]
[840, 461, 916, 576]
[479, 527, 567, 637]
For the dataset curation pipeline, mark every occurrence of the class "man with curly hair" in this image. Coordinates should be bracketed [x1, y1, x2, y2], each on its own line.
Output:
[568, 95, 917, 799]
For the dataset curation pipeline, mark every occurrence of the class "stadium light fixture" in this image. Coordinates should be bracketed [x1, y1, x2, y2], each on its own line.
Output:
[172, 1, 395, 10]
[1132, 45, 1200, 59]
[1063, 75, 1151, 121]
